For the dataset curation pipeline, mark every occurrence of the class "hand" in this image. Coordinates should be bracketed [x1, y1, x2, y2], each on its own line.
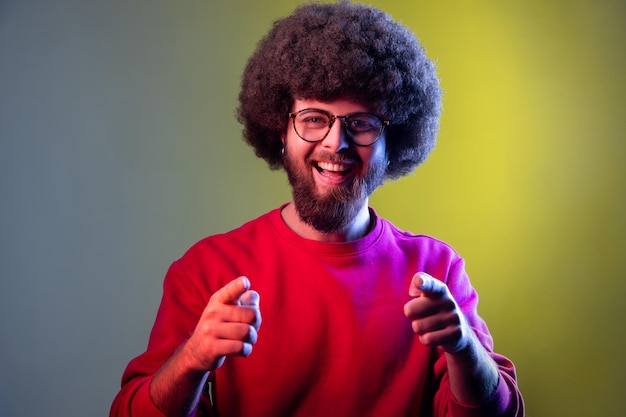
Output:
[403, 272, 471, 353]
[183, 276, 262, 372]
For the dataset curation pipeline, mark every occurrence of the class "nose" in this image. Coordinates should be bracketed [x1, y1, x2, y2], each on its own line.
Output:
[321, 119, 350, 152]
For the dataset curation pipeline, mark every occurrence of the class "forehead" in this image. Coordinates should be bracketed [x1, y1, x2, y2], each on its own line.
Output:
[292, 98, 371, 114]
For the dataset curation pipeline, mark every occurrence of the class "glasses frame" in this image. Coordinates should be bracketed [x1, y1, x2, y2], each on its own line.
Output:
[288, 108, 389, 146]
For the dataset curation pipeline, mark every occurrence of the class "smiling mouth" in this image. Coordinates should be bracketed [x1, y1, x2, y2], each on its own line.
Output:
[315, 161, 353, 177]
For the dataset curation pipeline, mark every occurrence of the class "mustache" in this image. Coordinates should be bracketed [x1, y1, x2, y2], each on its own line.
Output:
[307, 151, 359, 164]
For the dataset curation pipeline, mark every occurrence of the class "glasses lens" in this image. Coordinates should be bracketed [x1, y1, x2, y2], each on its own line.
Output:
[345, 113, 383, 145]
[294, 110, 331, 142]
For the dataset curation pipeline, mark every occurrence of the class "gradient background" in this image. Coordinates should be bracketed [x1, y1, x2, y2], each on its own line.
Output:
[1, 1, 624, 416]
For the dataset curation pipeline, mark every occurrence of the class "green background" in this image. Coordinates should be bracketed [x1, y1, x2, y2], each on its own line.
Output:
[1, 1, 624, 416]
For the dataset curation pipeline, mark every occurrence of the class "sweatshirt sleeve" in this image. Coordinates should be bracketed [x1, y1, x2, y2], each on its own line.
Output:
[109, 259, 211, 417]
[431, 257, 525, 417]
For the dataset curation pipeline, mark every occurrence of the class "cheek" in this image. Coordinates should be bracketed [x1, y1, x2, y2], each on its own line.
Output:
[361, 141, 387, 168]
[285, 130, 318, 157]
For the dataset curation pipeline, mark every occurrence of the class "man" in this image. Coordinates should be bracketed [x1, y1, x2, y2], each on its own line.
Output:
[111, 2, 524, 416]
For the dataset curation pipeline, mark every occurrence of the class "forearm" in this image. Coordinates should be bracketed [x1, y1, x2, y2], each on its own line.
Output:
[149, 341, 210, 417]
[445, 333, 499, 406]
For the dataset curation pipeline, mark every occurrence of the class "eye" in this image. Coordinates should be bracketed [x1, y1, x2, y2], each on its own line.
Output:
[297, 111, 330, 128]
[304, 116, 326, 124]
[346, 114, 381, 132]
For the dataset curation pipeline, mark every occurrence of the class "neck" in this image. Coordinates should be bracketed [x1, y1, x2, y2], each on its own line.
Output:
[281, 201, 372, 242]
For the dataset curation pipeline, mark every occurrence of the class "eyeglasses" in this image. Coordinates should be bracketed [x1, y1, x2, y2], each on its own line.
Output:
[288, 108, 389, 146]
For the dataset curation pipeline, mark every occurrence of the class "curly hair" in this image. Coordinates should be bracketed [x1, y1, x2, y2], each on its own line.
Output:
[237, 1, 441, 179]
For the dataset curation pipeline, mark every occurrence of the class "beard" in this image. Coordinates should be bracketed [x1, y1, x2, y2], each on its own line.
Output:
[283, 148, 387, 234]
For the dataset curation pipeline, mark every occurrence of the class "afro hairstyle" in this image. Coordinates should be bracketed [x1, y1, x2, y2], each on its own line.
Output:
[237, 1, 442, 179]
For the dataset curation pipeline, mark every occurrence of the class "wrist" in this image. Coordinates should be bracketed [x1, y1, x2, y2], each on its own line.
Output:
[445, 334, 499, 404]
[178, 337, 217, 374]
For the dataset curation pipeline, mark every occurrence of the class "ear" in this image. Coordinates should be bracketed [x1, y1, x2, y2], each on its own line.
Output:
[280, 131, 285, 146]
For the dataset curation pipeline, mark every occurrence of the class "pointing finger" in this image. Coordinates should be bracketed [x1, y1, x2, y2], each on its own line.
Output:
[210, 276, 251, 305]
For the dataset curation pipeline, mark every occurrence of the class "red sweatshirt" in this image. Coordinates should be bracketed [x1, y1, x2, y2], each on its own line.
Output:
[111, 205, 524, 417]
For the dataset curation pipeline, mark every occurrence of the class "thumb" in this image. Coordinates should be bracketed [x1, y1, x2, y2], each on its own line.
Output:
[408, 272, 442, 297]
[239, 290, 260, 307]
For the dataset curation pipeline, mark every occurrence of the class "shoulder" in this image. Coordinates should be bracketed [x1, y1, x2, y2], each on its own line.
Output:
[374, 215, 467, 282]
[187, 208, 278, 256]
[378, 216, 460, 256]
[160, 208, 282, 292]
[169, 207, 280, 273]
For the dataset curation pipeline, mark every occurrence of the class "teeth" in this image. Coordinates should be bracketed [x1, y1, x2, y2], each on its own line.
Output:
[318, 161, 350, 172]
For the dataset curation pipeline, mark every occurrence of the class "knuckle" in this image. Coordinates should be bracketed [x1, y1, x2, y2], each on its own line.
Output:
[451, 326, 463, 340]
[404, 301, 417, 318]
[203, 304, 222, 319]
[419, 333, 435, 347]
[247, 325, 258, 344]
[236, 323, 257, 343]
[241, 343, 253, 357]
[244, 307, 258, 322]
[196, 320, 216, 337]
[411, 320, 426, 335]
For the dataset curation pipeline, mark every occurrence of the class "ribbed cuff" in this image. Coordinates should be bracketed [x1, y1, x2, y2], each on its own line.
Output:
[448, 374, 512, 417]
